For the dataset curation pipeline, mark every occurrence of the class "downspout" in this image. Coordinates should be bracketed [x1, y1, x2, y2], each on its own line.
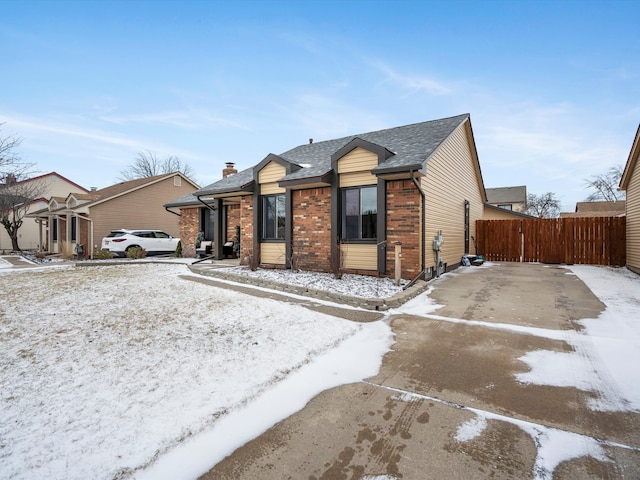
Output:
[164, 206, 181, 217]
[406, 169, 426, 288]
[197, 195, 217, 212]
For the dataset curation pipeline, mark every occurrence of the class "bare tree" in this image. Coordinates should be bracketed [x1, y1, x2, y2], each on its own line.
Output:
[0, 176, 46, 251]
[524, 192, 561, 218]
[584, 165, 625, 202]
[0, 125, 45, 251]
[119, 150, 195, 181]
[0, 123, 33, 179]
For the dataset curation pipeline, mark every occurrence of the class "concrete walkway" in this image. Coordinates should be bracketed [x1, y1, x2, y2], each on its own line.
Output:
[200, 263, 640, 480]
[0, 255, 42, 268]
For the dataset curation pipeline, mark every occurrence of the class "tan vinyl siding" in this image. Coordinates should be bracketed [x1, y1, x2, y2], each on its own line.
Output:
[337, 147, 378, 173]
[260, 242, 286, 265]
[258, 162, 286, 195]
[422, 122, 484, 268]
[342, 243, 377, 270]
[339, 171, 377, 187]
[261, 182, 285, 195]
[90, 176, 193, 247]
[627, 162, 640, 272]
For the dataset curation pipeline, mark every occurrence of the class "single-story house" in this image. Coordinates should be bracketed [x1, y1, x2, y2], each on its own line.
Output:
[0, 172, 88, 252]
[559, 200, 626, 218]
[169, 114, 511, 280]
[31, 172, 199, 258]
[619, 123, 640, 274]
[485, 185, 527, 213]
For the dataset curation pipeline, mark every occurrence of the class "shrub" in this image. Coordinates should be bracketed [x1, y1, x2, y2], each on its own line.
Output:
[175, 240, 182, 258]
[93, 249, 114, 260]
[59, 241, 74, 260]
[126, 246, 147, 259]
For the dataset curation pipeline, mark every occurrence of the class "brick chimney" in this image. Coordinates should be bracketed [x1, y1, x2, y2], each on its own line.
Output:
[222, 162, 237, 178]
[5, 173, 16, 185]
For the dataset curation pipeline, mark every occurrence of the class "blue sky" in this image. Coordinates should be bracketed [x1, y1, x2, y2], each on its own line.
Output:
[1, 0, 638, 211]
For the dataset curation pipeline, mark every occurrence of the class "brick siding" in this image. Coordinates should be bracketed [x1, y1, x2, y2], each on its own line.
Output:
[385, 179, 421, 279]
[239, 195, 253, 265]
[179, 207, 199, 258]
[227, 204, 240, 245]
[292, 187, 332, 272]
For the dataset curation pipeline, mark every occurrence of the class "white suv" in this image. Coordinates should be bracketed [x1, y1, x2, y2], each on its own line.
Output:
[101, 229, 180, 257]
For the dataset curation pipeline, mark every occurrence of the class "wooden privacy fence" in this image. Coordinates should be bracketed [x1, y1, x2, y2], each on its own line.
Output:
[476, 217, 626, 266]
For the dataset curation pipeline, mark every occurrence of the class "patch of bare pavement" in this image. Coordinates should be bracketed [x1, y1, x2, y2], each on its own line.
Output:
[201, 263, 640, 480]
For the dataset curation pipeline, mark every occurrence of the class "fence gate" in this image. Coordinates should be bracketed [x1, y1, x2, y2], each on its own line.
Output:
[476, 217, 626, 266]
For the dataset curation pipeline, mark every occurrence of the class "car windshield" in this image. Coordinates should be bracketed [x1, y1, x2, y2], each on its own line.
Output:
[154, 232, 170, 238]
[106, 231, 126, 238]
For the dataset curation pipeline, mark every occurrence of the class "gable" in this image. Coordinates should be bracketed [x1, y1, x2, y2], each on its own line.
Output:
[258, 161, 286, 194]
[337, 148, 378, 187]
[336, 147, 378, 174]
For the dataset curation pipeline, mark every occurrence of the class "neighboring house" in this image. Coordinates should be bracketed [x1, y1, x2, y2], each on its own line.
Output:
[482, 203, 533, 220]
[168, 114, 492, 280]
[559, 201, 626, 218]
[485, 185, 527, 212]
[0, 172, 88, 252]
[619, 123, 640, 274]
[31, 173, 199, 258]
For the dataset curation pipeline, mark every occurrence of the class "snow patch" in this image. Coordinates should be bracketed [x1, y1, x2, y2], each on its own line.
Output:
[515, 265, 640, 412]
[0, 264, 390, 480]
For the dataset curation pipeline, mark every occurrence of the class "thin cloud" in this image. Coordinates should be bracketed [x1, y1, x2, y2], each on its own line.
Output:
[372, 61, 453, 96]
[0, 115, 144, 150]
[98, 110, 246, 130]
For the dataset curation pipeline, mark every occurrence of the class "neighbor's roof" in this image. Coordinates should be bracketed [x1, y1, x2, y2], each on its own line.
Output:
[485, 186, 527, 204]
[1, 171, 89, 193]
[196, 114, 471, 197]
[31, 173, 199, 214]
[560, 200, 626, 218]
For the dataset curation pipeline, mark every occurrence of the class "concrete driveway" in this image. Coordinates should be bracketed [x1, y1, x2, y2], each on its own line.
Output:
[201, 262, 640, 479]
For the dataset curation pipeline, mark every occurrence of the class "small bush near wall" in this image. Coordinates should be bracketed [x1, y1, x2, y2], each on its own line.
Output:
[59, 241, 74, 260]
[93, 249, 114, 260]
[126, 247, 147, 259]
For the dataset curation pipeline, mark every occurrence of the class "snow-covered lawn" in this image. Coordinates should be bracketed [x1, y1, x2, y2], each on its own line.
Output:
[0, 263, 392, 480]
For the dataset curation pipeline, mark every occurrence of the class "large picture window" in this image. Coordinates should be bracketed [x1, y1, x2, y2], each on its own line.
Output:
[342, 186, 377, 240]
[262, 194, 285, 240]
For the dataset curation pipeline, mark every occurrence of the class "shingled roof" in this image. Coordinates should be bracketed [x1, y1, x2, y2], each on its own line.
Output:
[485, 186, 527, 204]
[195, 114, 470, 197]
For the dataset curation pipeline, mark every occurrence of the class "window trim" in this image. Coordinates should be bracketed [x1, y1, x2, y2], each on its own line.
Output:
[71, 216, 77, 243]
[340, 185, 378, 242]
